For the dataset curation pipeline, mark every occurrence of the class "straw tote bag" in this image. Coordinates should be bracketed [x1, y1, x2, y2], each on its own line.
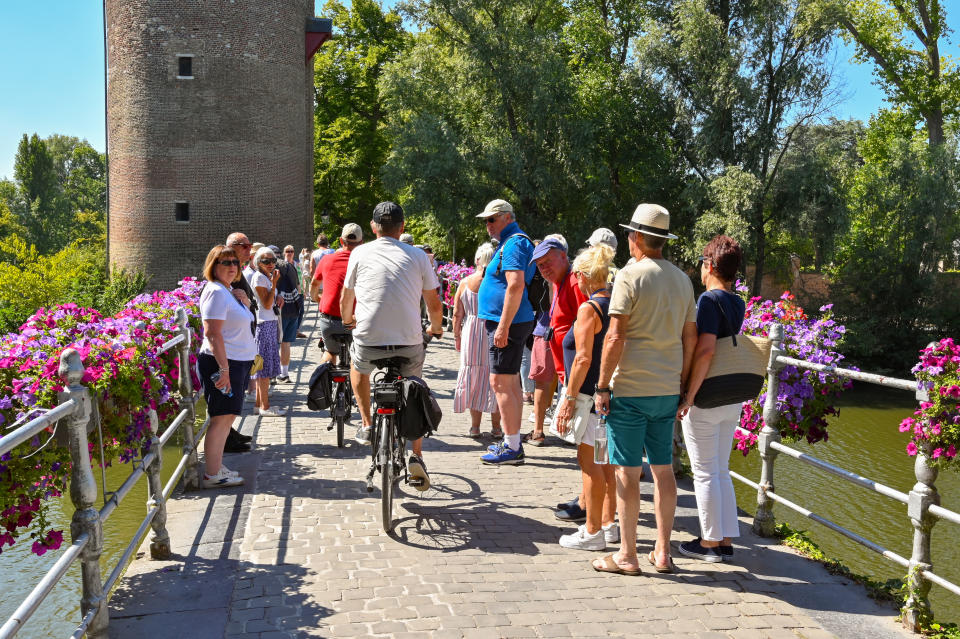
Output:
[693, 291, 772, 409]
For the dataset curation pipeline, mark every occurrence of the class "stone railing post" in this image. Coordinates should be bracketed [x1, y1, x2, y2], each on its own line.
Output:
[58, 349, 108, 638]
[902, 373, 940, 632]
[753, 323, 784, 537]
[175, 307, 201, 490]
[145, 409, 171, 559]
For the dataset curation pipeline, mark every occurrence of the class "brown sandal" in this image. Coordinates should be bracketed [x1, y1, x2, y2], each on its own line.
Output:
[647, 551, 677, 574]
[592, 553, 641, 576]
[468, 427, 482, 439]
[522, 431, 546, 446]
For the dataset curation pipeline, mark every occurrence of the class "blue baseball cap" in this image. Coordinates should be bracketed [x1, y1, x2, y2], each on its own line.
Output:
[529, 237, 566, 264]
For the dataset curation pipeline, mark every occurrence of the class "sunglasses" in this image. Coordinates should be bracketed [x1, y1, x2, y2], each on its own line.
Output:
[484, 215, 501, 225]
[284, 250, 294, 254]
[231, 242, 252, 249]
[260, 258, 277, 264]
[697, 256, 712, 265]
[218, 259, 241, 267]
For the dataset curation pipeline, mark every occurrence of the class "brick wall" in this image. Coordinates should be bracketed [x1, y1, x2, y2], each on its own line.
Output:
[106, 0, 315, 289]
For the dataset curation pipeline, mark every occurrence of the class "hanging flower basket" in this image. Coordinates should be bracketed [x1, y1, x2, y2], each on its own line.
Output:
[734, 284, 853, 455]
[901, 338, 960, 469]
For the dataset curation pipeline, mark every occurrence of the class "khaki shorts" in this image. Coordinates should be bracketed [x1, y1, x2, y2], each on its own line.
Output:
[351, 343, 425, 377]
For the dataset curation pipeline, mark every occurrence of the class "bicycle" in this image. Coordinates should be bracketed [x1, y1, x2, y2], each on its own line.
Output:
[365, 332, 440, 534]
[326, 331, 355, 448]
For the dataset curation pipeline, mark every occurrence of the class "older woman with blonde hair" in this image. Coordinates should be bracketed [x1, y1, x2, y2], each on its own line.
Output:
[553, 243, 617, 550]
[453, 243, 502, 438]
[198, 245, 257, 488]
[250, 246, 285, 416]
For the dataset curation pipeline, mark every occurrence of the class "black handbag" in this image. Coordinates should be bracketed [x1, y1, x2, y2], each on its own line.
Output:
[693, 291, 772, 409]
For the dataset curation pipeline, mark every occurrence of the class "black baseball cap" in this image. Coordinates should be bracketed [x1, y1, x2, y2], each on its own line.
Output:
[372, 201, 404, 224]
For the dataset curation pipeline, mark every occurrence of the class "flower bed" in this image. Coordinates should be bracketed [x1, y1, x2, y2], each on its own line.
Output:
[901, 338, 960, 469]
[0, 278, 204, 556]
[734, 284, 853, 455]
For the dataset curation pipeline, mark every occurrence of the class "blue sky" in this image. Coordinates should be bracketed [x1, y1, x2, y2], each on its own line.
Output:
[0, 2, 950, 181]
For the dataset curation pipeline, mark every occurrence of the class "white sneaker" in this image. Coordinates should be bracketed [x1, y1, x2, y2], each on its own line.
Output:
[203, 467, 244, 489]
[528, 411, 536, 423]
[259, 406, 286, 417]
[559, 524, 606, 551]
[219, 465, 241, 477]
[603, 522, 619, 544]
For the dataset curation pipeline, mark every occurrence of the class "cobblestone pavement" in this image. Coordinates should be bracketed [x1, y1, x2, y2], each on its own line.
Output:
[111, 310, 913, 639]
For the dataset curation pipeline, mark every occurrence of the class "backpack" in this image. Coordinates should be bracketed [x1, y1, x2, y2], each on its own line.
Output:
[399, 375, 443, 440]
[306, 362, 333, 411]
[494, 232, 550, 314]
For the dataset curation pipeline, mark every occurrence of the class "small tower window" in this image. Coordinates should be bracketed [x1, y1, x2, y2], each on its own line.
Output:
[176, 55, 194, 79]
[174, 202, 190, 222]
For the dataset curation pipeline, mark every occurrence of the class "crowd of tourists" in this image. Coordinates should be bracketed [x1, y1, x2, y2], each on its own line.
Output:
[195, 196, 749, 575]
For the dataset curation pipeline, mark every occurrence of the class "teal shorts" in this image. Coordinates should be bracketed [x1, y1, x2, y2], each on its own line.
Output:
[606, 395, 679, 466]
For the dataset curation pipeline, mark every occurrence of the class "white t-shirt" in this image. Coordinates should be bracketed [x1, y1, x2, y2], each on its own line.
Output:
[249, 270, 280, 323]
[344, 236, 440, 347]
[199, 282, 258, 361]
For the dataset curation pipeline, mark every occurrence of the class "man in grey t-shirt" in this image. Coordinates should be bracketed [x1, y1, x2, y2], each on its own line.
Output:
[340, 202, 443, 490]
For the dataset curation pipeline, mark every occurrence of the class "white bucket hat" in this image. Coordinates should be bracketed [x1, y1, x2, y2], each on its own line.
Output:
[619, 203, 677, 240]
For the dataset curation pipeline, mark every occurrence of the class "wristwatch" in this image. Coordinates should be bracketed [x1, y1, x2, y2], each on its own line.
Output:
[564, 394, 577, 402]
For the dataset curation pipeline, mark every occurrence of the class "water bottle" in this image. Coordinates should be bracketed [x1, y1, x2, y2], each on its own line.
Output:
[210, 371, 233, 397]
[594, 414, 608, 465]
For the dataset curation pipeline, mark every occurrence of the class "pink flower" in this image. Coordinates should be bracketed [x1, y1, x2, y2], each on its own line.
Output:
[947, 445, 957, 458]
[899, 418, 914, 432]
[932, 447, 944, 459]
[906, 442, 918, 456]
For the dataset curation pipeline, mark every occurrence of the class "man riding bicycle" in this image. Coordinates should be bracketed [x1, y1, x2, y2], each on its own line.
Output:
[311, 223, 364, 366]
[340, 201, 444, 491]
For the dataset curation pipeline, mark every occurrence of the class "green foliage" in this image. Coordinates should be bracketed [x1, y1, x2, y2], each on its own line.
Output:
[313, 0, 409, 229]
[829, 111, 960, 370]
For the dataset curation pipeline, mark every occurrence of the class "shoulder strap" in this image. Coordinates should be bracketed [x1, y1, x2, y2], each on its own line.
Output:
[585, 300, 603, 321]
[495, 232, 534, 276]
[706, 290, 737, 346]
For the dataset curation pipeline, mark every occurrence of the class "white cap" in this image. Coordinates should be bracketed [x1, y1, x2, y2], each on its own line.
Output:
[586, 227, 617, 250]
[476, 199, 514, 218]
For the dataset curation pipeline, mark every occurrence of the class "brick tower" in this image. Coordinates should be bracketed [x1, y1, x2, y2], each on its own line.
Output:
[106, 1, 331, 289]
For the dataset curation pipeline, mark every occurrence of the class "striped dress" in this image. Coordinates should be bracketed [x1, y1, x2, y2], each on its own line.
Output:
[453, 287, 498, 413]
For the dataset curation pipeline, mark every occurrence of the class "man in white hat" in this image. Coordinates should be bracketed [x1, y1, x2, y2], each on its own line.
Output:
[475, 199, 537, 465]
[592, 203, 697, 576]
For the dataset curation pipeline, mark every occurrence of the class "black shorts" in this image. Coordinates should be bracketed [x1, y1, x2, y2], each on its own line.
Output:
[198, 353, 253, 417]
[485, 320, 535, 375]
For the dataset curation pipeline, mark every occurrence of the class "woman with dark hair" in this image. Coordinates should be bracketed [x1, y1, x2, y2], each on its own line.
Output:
[251, 246, 286, 416]
[676, 234, 746, 562]
[198, 245, 257, 488]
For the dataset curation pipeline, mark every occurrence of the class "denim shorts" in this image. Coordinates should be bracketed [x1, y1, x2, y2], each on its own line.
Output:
[605, 394, 680, 466]
[281, 315, 300, 343]
[485, 320, 534, 375]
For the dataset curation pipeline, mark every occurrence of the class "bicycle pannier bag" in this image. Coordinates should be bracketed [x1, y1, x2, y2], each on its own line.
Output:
[399, 375, 442, 439]
[306, 362, 333, 411]
[693, 291, 772, 409]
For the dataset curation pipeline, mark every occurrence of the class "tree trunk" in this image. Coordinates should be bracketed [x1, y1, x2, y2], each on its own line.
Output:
[926, 111, 944, 146]
[752, 222, 766, 295]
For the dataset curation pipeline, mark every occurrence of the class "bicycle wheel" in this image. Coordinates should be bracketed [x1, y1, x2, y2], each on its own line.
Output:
[380, 415, 395, 533]
[334, 384, 345, 448]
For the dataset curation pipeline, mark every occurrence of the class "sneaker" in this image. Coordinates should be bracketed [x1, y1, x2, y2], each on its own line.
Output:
[678, 538, 723, 563]
[219, 465, 241, 477]
[602, 522, 620, 544]
[555, 503, 587, 522]
[719, 545, 734, 560]
[480, 442, 525, 465]
[277, 375, 290, 383]
[528, 411, 536, 424]
[407, 454, 431, 491]
[203, 467, 244, 489]
[355, 425, 372, 445]
[487, 440, 504, 452]
[559, 524, 606, 551]
[258, 406, 286, 417]
[555, 496, 579, 511]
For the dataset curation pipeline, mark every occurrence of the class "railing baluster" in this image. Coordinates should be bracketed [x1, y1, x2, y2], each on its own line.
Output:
[58, 349, 108, 638]
[175, 307, 201, 490]
[754, 322, 784, 537]
[903, 443, 941, 630]
[145, 409, 171, 559]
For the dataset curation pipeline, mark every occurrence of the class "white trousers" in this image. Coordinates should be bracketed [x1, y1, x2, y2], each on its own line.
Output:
[681, 403, 743, 541]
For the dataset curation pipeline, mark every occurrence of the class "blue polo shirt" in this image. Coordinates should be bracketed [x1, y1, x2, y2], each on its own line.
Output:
[477, 222, 537, 323]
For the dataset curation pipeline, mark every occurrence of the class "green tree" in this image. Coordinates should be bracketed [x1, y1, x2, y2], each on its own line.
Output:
[12, 133, 69, 253]
[830, 111, 960, 369]
[640, 0, 836, 289]
[313, 0, 409, 228]
[834, 0, 959, 147]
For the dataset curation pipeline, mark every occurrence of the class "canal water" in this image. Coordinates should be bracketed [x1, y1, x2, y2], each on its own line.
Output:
[1, 388, 958, 636]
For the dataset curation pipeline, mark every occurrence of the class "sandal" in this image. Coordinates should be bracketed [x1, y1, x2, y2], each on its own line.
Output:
[468, 427, 482, 439]
[592, 553, 641, 576]
[490, 429, 504, 439]
[522, 431, 546, 447]
[647, 551, 677, 574]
